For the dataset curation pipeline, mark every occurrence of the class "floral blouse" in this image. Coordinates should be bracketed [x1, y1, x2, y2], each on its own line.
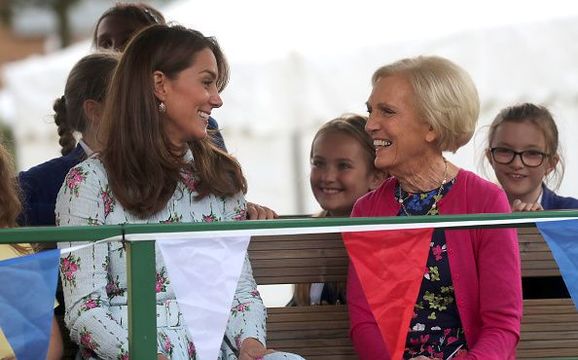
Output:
[55, 152, 265, 360]
[396, 179, 469, 360]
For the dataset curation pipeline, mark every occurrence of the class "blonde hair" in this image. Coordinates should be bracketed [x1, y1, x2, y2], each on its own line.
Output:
[372, 55, 479, 152]
[0, 143, 21, 228]
[311, 114, 376, 170]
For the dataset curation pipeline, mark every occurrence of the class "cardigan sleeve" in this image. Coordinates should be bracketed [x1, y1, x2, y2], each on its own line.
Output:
[346, 201, 391, 360]
[464, 188, 522, 359]
[56, 162, 130, 359]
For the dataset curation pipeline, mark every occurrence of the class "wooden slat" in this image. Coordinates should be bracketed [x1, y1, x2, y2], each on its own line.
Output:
[518, 299, 578, 358]
[248, 228, 574, 359]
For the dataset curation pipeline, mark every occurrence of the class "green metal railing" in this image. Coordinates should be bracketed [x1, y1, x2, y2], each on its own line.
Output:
[1, 210, 578, 360]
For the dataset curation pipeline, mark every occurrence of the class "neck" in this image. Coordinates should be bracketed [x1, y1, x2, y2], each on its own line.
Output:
[326, 208, 352, 218]
[395, 155, 451, 193]
[508, 185, 543, 206]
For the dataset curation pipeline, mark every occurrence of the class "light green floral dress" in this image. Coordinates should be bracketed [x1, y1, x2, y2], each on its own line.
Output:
[55, 152, 295, 360]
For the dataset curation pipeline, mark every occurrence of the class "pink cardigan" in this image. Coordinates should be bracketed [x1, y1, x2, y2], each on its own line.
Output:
[347, 169, 522, 360]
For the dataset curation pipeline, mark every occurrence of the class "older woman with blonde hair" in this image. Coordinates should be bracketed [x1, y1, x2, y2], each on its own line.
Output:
[347, 56, 522, 359]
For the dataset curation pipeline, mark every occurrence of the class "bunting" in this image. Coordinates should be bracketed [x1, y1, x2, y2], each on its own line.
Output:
[536, 220, 578, 309]
[343, 228, 433, 360]
[0, 249, 59, 360]
[157, 235, 251, 360]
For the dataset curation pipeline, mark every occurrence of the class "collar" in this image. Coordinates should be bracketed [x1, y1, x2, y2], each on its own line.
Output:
[78, 139, 94, 157]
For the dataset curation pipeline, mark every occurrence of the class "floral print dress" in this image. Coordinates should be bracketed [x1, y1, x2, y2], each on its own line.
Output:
[55, 151, 280, 360]
[396, 179, 469, 360]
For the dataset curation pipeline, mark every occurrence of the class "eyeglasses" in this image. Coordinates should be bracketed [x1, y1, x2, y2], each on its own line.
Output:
[489, 147, 549, 167]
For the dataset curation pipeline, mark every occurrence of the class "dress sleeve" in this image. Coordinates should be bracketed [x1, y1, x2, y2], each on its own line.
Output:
[224, 254, 267, 349]
[346, 201, 391, 360]
[221, 192, 247, 222]
[56, 163, 130, 359]
[221, 192, 266, 349]
[464, 188, 522, 359]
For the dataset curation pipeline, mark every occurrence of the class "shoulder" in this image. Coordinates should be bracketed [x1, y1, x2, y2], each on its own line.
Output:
[443, 169, 510, 214]
[454, 169, 507, 202]
[19, 146, 85, 188]
[352, 177, 397, 217]
[61, 157, 107, 194]
[542, 185, 578, 210]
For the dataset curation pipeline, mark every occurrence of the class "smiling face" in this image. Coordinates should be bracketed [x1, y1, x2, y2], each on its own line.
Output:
[157, 48, 223, 147]
[365, 74, 437, 177]
[488, 120, 556, 204]
[310, 131, 380, 217]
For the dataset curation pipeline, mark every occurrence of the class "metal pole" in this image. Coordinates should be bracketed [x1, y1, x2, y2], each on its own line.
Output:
[126, 240, 157, 359]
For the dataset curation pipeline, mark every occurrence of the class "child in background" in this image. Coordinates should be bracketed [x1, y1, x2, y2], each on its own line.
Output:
[486, 102, 578, 211]
[0, 143, 63, 359]
[292, 114, 385, 306]
[486, 102, 577, 298]
[18, 52, 119, 227]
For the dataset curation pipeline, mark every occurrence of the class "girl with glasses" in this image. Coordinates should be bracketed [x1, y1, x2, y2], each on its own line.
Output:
[486, 103, 578, 212]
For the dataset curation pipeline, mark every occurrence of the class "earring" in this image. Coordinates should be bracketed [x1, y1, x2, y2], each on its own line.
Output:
[158, 102, 167, 113]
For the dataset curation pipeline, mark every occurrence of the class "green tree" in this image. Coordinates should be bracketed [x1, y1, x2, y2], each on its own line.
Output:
[0, 0, 80, 48]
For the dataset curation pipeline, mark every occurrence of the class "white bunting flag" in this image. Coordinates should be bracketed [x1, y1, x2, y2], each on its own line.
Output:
[157, 235, 251, 360]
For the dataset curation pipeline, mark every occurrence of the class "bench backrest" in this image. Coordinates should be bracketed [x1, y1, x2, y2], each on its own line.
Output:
[249, 227, 577, 359]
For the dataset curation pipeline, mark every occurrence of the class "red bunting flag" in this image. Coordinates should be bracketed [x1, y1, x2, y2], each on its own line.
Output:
[343, 228, 434, 360]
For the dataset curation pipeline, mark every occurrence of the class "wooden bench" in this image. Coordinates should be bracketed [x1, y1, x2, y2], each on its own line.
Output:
[249, 228, 578, 359]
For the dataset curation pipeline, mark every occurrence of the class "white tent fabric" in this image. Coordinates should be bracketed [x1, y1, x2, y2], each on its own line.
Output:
[2, 1, 578, 215]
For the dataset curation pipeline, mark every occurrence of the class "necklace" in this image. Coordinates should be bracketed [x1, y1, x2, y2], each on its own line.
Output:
[397, 158, 448, 216]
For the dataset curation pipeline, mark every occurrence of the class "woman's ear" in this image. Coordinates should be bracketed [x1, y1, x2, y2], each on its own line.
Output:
[153, 70, 168, 101]
[424, 125, 438, 144]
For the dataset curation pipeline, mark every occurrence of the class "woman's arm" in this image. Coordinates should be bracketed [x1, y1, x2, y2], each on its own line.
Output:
[347, 264, 390, 360]
[464, 190, 522, 359]
[56, 163, 130, 358]
[46, 317, 63, 360]
[224, 255, 267, 351]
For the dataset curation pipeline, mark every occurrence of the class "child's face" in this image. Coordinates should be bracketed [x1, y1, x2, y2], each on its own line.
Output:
[488, 121, 555, 204]
[310, 132, 379, 217]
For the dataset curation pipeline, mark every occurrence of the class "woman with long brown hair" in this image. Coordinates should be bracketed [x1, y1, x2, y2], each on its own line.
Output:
[55, 25, 302, 360]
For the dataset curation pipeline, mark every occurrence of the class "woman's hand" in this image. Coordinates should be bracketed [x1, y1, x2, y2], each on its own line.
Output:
[246, 202, 278, 220]
[157, 354, 169, 360]
[239, 337, 274, 360]
[512, 199, 543, 212]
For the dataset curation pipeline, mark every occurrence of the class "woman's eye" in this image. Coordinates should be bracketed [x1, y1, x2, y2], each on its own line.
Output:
[380, 106, 395, 115]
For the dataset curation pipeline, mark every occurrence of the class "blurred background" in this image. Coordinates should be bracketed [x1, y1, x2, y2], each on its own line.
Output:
[2, 0, 578, 217]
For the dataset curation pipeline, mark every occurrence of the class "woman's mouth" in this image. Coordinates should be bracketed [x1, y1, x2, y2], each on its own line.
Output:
[374, 139, 392, 148]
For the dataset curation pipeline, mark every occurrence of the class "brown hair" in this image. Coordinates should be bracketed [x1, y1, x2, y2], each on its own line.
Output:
[0, 143, 21, 228]
[311, 114, 376, 170]
[92, 2, 165, 48]
[54, 52, 119, 155]
[487, 102, 564, 188]
[100, 24, 245, 219]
